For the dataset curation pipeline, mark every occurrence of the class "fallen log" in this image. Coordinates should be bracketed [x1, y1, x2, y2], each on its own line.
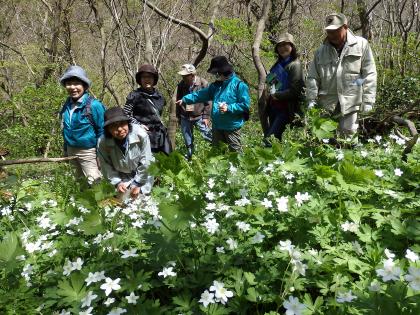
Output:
[0, 156, 77, 166]
[391, 116, 419, 160]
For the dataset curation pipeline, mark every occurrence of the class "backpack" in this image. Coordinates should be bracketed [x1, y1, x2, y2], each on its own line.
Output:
[212, 79, 250, 121]
[235, 80, 250, 121]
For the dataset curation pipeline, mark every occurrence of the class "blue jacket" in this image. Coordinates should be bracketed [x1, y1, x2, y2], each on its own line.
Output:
[182, 74, 250, 131]
[61, 93, 105, 149]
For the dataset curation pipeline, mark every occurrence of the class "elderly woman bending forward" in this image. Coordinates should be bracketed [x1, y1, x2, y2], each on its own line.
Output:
[97, 107, 155, 200]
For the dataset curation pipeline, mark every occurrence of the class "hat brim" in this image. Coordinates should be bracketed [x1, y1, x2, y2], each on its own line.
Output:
[275, 40, 294, 47]
[325, 24, 343, 30]
[207, 64, 233, 74]
[60, 74, 91, 88]
[178, 70, 195, 75]
[104, 116, 131, 127]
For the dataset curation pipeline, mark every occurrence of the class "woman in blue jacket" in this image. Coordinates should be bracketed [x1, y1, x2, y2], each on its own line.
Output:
[177, 56, 250, 152]
[60, 65, 105, 182]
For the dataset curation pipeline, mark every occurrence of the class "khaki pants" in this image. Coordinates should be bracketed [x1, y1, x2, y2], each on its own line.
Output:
[333, 104, 359, 138]
[338, 111, 358, 137]
[212, 129, 242, 152]
[67, 146, 102, 182]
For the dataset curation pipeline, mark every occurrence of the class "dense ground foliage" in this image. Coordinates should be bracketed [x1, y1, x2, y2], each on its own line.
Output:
[0, 111, 419, 314]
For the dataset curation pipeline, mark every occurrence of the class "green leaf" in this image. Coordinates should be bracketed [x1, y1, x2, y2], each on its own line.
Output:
[159, 194, 202, 231]
[314, 164, 337, 178]
[172, 291, 194, 311]
[0, 232, 24, 271]
[56, 273, 87, 305]
[281, 158, 308, 172]
[245, 287, 258, 302]
[79, 211, 104, 235]
[244, 272, 257, 285]
[389, 218, 405, 236]
[339, 161, 375, 185]
[312, 118, 337, 140]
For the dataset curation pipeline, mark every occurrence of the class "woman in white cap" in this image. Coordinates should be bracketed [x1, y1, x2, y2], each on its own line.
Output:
[97, 107, 154, 200]
[263, 33, 304, 146]
[59, 65, 106, 182]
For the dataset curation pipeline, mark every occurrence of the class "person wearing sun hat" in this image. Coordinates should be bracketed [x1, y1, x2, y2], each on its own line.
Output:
[306, 13, 377, 138]
[174, 63, 212, 159]
[97, 107, 154, 200]
[261, 32, 304, 146]
[176, 56, 250, 152]
[59, 65, 106, 183]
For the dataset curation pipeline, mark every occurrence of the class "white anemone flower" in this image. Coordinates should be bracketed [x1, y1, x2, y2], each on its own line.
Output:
[202, 218, 219, 234]
[279, 240, 295, 254]
[81, 291, 97, 308]
[209, 281, 233, 305]
[158, 267, 176, 278]
[107, 308, 127, 315]
[376, 259, 402, 282]
[120, 248, 138, 259]
[405, 267, 420, 291]
[260, 198, 273, 208]
[405, 249, 419, 262]
[282, 296, 307, 315]
[79, 307, 93, 315]
[394, 168, 403, 176]
[199, 290, 215, 308]
[100, 278, 121, 296]
[236, 221, 251, 232]
[276, 196, 289, 212]
[251, 232, 265, 244]
[294, 192, 310, 207]
[226, 238, 238, 250]
[125, 292, 139, 304]
[336, 290, 357, 303]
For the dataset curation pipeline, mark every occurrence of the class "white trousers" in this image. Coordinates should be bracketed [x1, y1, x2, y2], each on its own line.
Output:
[338, 111, 359, 136]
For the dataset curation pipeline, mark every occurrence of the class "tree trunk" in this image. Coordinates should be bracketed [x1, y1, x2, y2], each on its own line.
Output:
[252, 0, 271, 135]
[43, 0, 62, 81]
[143, 5, 154, 64]
[357, 0, 372, 40]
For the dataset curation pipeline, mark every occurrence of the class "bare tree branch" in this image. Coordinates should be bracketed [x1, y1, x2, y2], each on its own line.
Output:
[142, 0, 214, 66]
[0, 40, 35, 75]
[0, 156, 77, 166]
[38, 0, 53, 13]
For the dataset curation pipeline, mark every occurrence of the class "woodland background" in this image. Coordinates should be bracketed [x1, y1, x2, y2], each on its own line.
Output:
[0, 0, 419, 159]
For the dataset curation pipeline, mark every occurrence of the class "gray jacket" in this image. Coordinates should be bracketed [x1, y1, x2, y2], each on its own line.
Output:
[97, 124, 154, 193]
[306, 30, 377, 115]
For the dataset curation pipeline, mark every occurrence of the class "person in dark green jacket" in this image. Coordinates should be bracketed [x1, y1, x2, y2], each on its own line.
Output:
[176, 56, 250, 152]
[263, 33, 304, 146]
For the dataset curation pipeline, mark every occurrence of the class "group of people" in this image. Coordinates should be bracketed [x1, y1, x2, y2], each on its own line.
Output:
[59, 12, 377, 200]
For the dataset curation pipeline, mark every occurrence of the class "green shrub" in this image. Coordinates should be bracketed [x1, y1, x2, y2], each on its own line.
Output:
[0, 82, 66, 158]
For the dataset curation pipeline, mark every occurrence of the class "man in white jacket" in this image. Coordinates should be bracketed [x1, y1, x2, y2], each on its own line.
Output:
[306, 13, 377, 137]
